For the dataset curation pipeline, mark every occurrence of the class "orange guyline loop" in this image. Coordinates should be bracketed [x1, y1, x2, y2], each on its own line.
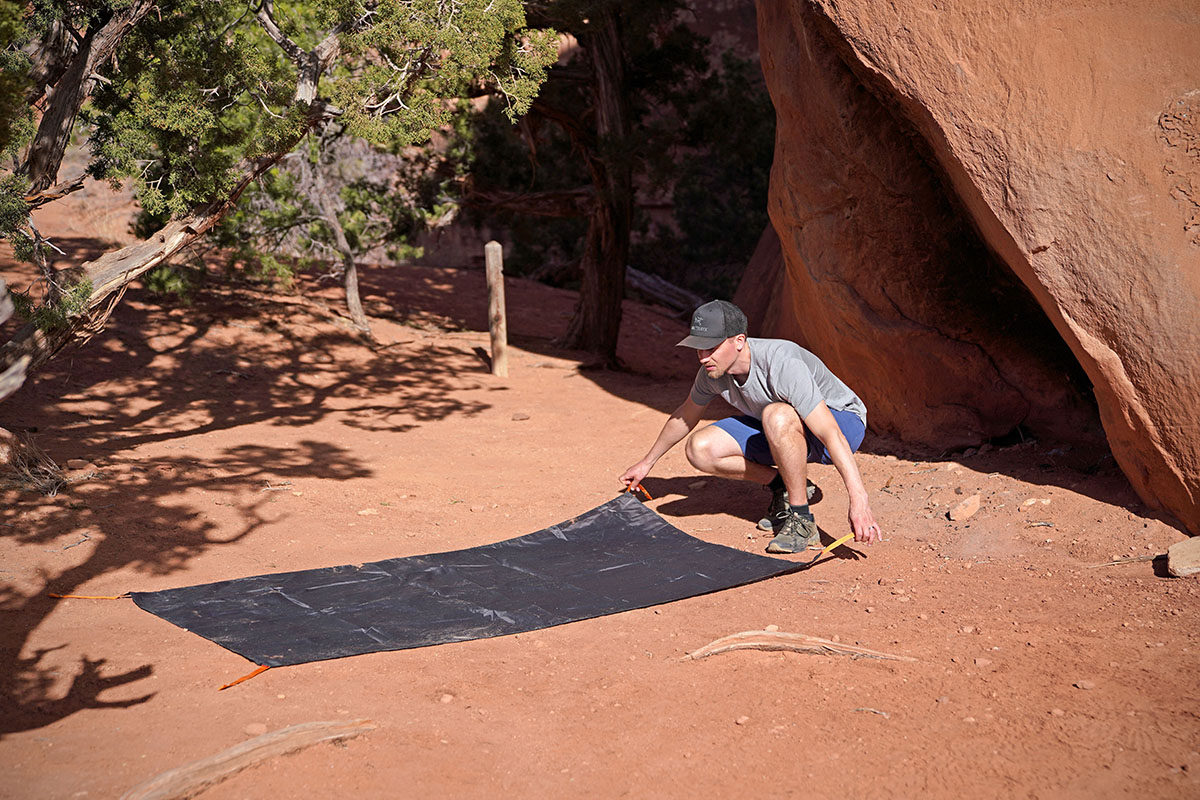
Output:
[626, 483, 652, 501]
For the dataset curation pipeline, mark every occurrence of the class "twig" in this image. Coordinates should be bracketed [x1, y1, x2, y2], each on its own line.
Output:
[260, 481, 293, 492]
[63, 532, 91, 549]
[853, 707, 891, 719]
[683, 630, 916, 662]
[1087, 553, 1166, 568]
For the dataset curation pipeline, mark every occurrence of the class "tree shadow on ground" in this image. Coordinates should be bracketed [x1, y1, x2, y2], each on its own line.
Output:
[0, 277, 499, 457]
[0, 257, 1179, 739]
[0, 440, 370, 738]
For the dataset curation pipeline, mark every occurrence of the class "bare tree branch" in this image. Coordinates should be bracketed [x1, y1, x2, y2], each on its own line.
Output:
[24, 172, 89, 210]
[464, 186, 594, 218]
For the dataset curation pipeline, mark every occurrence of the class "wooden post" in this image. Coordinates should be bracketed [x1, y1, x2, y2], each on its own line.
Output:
[484, 241, 508, 377]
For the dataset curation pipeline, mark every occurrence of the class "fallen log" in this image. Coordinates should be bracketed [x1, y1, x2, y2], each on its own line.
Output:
[625, 266, 703, 316]
[683, 630, 916, 662]
[120, 718, 375, 800]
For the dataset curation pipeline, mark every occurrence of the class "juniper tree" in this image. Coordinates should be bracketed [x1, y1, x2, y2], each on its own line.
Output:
[0, 0, 555, 382]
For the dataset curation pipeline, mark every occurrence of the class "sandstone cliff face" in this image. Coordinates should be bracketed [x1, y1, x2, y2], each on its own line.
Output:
[745, 0, 1199, 532]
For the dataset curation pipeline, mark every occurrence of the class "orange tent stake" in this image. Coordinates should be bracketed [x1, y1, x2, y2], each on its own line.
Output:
[219, 664, 270, 691]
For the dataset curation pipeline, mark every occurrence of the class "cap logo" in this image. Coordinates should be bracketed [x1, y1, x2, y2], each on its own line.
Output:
[676, 299, 747, 349]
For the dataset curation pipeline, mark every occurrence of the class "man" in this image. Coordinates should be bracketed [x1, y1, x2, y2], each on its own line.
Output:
[620, 300, 882, 553]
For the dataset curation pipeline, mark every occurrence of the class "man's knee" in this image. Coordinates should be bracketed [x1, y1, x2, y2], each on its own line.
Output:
[685, 429, 721, 472]
[761, 403, 804, 439]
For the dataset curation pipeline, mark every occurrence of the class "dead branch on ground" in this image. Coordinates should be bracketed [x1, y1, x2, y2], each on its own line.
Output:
[683, 630, 916, 662]
[120, 719, 375, 800]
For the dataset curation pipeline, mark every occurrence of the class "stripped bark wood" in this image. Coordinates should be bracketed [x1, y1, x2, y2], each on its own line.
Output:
[0, 156, 277, 375]
[485, 241, 508, 377]
[120, 719, 375, 800]
[683, 630, 916, 662]
[625, 266, 703, 316]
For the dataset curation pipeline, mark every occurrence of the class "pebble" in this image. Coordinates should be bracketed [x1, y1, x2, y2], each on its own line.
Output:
[764, 624, 780, 632]
[974, 657, 992, 668]
[357, 508, 379, 516]
[470, 505, 486, 513]
[439, 693, 455, 703]
[1073, 680, 1097, 690]
[936, 696, 950, 704]
[244, 723, 269, 736]
[66, 458, 90, 470]
[960, 625, 975, 634]
[1051, 709, 1065, 717]
[948, 494, 981, 521]
[735, 716, 750, 726]
[511, 412, 531, 421]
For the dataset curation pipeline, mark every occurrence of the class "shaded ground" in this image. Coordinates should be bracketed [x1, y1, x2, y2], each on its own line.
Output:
[1, 198, 1198, 799]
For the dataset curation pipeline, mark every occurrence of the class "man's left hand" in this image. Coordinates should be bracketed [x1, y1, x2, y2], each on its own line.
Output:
[849, 500, 882, 544]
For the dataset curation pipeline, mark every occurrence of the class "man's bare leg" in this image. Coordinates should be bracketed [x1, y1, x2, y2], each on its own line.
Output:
[684, 424, 776, 484]
[761, 403, 821, 552]
[760, 403, 809, 501]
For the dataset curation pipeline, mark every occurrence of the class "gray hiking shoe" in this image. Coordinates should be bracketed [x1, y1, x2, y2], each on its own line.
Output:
[765, 512, 821, 554]
[756, 481, 819, 532]
[757, 487, 789, 531]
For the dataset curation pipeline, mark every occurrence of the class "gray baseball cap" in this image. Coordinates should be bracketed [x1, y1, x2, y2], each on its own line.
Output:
[676, 300, 748, 349]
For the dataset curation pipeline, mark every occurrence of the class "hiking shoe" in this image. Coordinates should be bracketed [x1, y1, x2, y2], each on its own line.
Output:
[757, 487, 789, 531]
[765, 512, 821, 554]
[757, 481, 819, 532]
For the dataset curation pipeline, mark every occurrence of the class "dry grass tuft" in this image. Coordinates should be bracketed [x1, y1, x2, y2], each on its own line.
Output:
[0, 430, 69, 497]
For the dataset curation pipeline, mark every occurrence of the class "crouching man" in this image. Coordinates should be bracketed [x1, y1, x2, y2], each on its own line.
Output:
[620, 300, 882, 552]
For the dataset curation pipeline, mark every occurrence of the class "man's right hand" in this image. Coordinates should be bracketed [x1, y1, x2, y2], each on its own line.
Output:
[619, 461, 652, 490]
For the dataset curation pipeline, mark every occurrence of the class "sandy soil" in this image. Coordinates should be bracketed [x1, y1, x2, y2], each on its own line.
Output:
[1, 198, 1198, 799]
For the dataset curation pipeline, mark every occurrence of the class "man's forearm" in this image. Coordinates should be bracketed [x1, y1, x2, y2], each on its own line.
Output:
[641, 413, 696, 467]
[823, 429, 870, 505]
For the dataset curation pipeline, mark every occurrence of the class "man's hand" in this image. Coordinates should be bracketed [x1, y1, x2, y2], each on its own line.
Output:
[620, 461, 652, 490]
[848, 495, 882, 544]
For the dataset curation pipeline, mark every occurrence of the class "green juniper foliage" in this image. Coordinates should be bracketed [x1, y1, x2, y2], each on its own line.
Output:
[0, 0, 30, 158]
[2, 0, 555, 316]
[9, 277, 92, 331]
[0, 173, 32, 261]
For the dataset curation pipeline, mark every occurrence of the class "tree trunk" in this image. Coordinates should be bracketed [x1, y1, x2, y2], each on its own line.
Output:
[313, 166, 372, 337]
[559, 8, 631, 362]
[23, 2, 155, 194]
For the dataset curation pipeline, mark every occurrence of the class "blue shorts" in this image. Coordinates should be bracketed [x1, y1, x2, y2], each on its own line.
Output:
[711, 410, 865, 466]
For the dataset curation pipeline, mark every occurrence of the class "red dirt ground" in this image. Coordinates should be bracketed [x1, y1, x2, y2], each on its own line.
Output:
[1, 196, 1198, 799]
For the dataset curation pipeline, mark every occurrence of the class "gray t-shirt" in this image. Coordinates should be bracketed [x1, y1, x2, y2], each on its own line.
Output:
[689, 338, 867, 424]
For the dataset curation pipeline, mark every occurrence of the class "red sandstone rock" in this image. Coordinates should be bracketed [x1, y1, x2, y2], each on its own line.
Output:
[948, 494, 981, 522]
[747, 0, 1200, 533]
